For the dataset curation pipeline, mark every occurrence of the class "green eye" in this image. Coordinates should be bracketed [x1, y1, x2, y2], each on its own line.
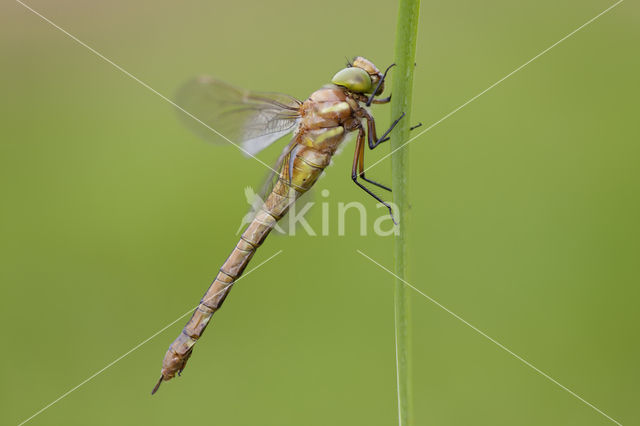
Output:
[331, 67, 372, 93]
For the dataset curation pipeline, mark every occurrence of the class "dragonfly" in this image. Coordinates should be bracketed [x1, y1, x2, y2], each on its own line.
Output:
[152, 56, 418, 394]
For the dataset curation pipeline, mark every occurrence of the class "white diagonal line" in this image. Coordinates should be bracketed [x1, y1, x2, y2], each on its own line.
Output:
[16, 250, 283, 426]
[364, 0, 624, 174]
[357, 250, 623, 426]
[16, 0, 279, 175]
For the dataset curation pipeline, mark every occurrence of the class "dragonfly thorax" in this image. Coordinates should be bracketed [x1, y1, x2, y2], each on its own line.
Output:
[297, 86, 355, 154]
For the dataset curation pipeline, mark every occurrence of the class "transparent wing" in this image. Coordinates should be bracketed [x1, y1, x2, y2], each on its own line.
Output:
[175, 76, 302, 156]
[257, 140, 296, 200]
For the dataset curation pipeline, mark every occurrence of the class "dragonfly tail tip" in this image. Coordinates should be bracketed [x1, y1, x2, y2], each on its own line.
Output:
[151, 375, 164, 395]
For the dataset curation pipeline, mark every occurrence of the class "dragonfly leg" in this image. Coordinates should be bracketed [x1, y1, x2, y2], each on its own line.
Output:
[370, 95, 391, 104]
[364, 110, 405, 149]
[363, 110, 422, 148]
[357, 135, 391, 192]
[366, 63, 396, 106]
[352, 128, 397, 223]
[364, 61, 419, 105]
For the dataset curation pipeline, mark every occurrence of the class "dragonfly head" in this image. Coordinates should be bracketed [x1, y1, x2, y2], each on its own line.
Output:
[331, 57, 385, 95]
[352, 57, 385, 95]
[332, 66, 372, 94]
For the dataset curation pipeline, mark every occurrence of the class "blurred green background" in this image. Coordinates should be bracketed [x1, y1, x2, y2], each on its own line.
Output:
[1, 0, 638, 425]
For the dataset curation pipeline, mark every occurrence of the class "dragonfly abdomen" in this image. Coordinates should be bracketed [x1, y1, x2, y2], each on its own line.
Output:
[155, 113, 342, 393]
[154, 155, 328, 393]
[156, 212, 276, 387]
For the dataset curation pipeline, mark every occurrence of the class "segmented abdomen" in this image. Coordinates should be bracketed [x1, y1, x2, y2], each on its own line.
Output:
[154, 143, 333, 392]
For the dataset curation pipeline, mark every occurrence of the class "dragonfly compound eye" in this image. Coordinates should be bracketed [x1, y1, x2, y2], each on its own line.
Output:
[331, 67, 373, 94]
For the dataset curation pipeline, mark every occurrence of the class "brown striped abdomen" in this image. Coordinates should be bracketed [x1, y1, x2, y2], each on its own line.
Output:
[153, 144, 333, 392]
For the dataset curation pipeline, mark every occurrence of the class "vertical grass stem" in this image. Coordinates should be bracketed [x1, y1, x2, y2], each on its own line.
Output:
[390, 0, 420, 425]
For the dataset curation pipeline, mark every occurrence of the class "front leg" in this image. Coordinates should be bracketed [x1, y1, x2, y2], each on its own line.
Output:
[370, 96, 391, 104]
[366, 63, 396, 106]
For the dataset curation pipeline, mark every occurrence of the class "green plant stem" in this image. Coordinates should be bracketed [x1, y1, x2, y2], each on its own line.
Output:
[390, 0, 420, 425]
